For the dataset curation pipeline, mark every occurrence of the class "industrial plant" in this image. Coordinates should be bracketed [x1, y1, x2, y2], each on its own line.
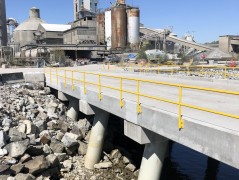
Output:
[1, 1, 239, 180]
[0, 0, 238, 66]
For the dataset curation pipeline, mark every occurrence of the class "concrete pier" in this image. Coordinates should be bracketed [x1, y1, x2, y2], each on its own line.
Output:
[138, 136, 169, 180]
[67, 96, 79, 121]
[84, 107, 110, 169]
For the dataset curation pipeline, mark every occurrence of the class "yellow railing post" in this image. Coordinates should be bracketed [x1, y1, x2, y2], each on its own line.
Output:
[201, 66, 204, 76]
[137, 80, 142, 114]
[84, 72, 86, 94]
[98, 74, 102, 100]
[224, 66, 227, 79]
[171, 69, 174, 75]
[178, 86, 184, 129]
[50, 68, 52, 83]
[120, 77, 124, 108]
[64, 70, 66, 87]
[71, 71, 74, 90]
[187, 66, 189, 76]
[56, 68, 58, 85]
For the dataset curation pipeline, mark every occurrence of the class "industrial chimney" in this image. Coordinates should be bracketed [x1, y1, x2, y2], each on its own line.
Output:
[0, 0, 7, 46]
[29, 7, 40, 19]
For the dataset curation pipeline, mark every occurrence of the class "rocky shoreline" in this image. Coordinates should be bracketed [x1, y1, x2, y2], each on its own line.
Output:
[0, 83, 139, 180]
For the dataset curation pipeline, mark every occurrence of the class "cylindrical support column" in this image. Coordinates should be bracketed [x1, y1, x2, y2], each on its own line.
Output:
[66, 96, 79, 121]
[138, 138, 169, 180]
[85, 107, 109, 169]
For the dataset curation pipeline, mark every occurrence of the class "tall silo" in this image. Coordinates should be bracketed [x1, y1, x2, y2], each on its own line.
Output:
[111, 5, 127, 50]
[127, 8, 140, 50]
[96, 13, 105, 45]
[13, 7, 47, 48]
[105, 10, 112, 50]
[0, 0, 7, 46]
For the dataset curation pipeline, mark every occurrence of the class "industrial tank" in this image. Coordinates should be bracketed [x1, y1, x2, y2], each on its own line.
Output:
[127, 8, 140, 50]
[104, 10, 112, 50]
[13, 7, 47, 48]
[0, 0, 7, 46]
[96, 13, 105, 45]
[111, 5, 127, 50]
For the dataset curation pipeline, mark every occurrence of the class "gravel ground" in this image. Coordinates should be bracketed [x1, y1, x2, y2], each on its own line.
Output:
[0, 83, 139, 180]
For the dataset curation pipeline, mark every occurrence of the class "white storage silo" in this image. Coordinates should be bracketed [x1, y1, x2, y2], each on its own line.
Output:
[104, 10, 112, 50]
[127, 8, 140, 50]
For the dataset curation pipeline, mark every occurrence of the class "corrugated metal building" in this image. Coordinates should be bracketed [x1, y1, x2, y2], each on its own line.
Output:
[64, 16, 97, 45]
[38, 24, 71, 44]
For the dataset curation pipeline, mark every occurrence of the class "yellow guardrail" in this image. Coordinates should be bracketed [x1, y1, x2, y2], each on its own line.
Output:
[44, 67, 239, 130]
[121, 65, 239, 79]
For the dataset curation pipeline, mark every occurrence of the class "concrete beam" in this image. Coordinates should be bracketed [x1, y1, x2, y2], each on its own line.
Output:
[124, 120, 150, 144]
[58, 91, 68, 101]
[79, 99, 95, 115]
[124, 120, 169, 145]
[24, 72, 44, 83]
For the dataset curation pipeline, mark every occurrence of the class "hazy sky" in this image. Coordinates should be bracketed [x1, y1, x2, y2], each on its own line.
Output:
[5, 0, 239, 43]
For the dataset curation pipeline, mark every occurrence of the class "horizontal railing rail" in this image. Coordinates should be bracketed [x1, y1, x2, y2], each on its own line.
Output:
[44, 67, 239, 130]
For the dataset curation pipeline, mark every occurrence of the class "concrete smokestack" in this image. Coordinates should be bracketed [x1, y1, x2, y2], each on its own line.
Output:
[29, 7, 40, 19]
[0, 0, 7, 46]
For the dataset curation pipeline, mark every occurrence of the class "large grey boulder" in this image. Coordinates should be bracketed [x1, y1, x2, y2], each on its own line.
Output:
[6, 139, 29, 158]
[9, 128, 26, 142]
[15, 173, 35, 180]
[78, 141, 87, 156]
[0, 175, 9, 180]
[39, 130, 51, 144]
[23, 120, 36, 135]
[24, 155, 49, 175]
[0, 131, 7, 148]
[54, 153, 67, 162]
[50, 138, 64, 153]
[0, 164, 10, 173]
[46, 154, 60, 168]
[61, 132, 79, 147]
[34, 120, 47, 132]
[10, 163, 25, 174]
[0, 148, 8, 156]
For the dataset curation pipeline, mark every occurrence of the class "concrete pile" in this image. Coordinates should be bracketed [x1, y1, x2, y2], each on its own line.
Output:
[0, 83, 139, 179]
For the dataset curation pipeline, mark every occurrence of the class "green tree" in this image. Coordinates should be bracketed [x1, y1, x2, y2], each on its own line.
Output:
[136, 50, 148, 61]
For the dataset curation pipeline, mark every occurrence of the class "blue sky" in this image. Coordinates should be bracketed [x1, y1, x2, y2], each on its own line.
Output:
[5, 0, 239, 43]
